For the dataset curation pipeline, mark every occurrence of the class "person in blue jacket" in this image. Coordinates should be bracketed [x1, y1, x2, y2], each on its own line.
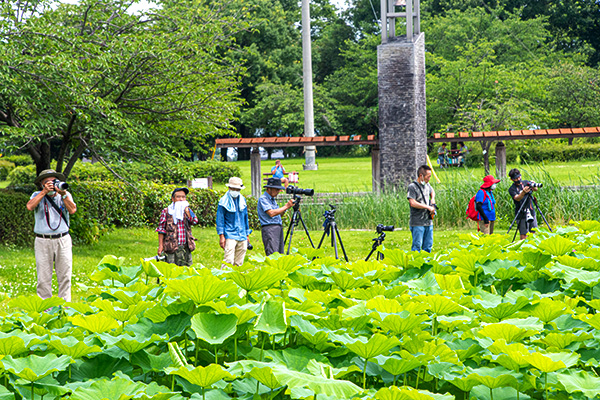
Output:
[476, 175, 500, 234]
[216, 177, 251, 266]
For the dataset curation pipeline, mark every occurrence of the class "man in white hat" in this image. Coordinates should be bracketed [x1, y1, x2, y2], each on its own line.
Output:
[216, 177, 251, 266]
[26, 169, 77, 302]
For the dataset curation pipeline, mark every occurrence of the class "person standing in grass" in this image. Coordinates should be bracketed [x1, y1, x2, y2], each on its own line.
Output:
[216, 177, 251, 266]
[156, 188, 198, 266]
[26, 169, 77, 302]
[407, 165, 437, 253]
[475, 175, 500, 234]
[257, 178, 295, 256]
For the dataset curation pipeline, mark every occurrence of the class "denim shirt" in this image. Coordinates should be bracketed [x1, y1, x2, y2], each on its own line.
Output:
[257, 191, 282, 226]
[216, 195, 250, 241]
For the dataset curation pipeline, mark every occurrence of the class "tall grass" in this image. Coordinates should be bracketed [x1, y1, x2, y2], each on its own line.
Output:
[293, 168, 600, 231]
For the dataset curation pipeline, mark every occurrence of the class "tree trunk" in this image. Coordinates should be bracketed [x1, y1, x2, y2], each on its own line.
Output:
[29, 142, 52, 175]
[480, 140, 493, 175]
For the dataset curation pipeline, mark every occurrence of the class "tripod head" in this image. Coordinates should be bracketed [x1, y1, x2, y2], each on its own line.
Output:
[291, 195, 302, 211]
[323, 204, 337, 221]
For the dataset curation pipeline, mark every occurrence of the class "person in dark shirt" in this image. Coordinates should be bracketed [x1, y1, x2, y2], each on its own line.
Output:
[508, 168, 538, 240]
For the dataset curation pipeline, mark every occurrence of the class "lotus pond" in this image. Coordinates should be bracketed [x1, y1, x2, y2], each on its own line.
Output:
[3, 222, 600, 399]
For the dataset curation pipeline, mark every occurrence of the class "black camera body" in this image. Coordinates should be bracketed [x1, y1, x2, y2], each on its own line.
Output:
[377, 224, 394, 233]
[526, 181, 543, 188]
[286, 185, 314, 196]
[53, 179, 69, 191]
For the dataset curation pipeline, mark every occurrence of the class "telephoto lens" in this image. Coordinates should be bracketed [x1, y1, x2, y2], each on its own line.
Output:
[53, 179, 69, 190]
[286, 185, 314, 196]
[377, 224, 394, 233]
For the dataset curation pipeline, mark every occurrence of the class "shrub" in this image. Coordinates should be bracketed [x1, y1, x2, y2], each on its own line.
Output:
[2, 154, 33, 166]
[0, 190, 35, 246]
[0, 160, 15, 181]
[7, 165, 36, 187]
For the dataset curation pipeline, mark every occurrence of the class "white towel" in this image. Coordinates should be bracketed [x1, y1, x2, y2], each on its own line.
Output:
[167, 201, 189, 224]
[218, 191, 247, 213]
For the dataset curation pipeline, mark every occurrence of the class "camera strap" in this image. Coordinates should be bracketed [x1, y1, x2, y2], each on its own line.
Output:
[412, 182, 430, 207]
[44, 195, 70, 228]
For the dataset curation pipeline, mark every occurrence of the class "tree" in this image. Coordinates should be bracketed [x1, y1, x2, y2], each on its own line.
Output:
[0, 0, 249, 176]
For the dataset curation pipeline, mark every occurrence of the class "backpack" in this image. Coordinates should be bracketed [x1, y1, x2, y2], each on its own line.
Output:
[466, 190, 489, 221]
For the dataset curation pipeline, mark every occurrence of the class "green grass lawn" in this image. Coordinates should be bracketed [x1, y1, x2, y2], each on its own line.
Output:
[0, 226, 474, 302]
[212, 157, 600, 193]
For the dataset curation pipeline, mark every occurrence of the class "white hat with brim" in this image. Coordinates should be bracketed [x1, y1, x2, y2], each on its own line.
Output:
[226, 177, 245, 190]
[35, 169, 66, 185]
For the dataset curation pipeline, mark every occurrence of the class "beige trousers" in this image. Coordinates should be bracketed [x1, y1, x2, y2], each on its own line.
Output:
[34, 234, 72, 302]
[223, 239, 248, 266]
[480, 221, 495, 235]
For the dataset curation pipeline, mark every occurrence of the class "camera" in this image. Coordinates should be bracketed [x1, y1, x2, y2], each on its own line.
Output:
[53, 179, 69, 191]
[286, 185, 314, 196]
[377, 224, 394, 233]
[323, 204, 336, 218]
[526, 182, 543, 188]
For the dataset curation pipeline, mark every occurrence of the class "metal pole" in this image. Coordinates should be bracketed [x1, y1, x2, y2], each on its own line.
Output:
[301, 0, 318, 170]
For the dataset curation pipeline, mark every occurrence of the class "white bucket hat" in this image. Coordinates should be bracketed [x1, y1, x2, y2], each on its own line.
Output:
[225, 176, 245, 190]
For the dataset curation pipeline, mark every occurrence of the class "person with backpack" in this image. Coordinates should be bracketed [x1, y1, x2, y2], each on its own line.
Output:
[474, 175, 500, 234]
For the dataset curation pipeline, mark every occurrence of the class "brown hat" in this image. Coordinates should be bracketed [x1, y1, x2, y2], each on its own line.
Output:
[35, 169, 66, 185]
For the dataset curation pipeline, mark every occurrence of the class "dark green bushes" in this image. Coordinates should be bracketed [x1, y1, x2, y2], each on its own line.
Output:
[0, 191, 35, 246]
[0, 160, 15, 180]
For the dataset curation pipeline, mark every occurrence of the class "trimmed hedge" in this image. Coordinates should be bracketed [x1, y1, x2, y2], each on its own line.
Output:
[0, 183, 259, 247]
[0, 160, 15, 181]
[8, 160, 241, 186]
[1, 155, 32, 166]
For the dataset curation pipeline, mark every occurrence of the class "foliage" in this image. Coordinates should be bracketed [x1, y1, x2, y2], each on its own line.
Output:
[3, 224, 600, 399]
[0, 190, 35, 246]
[0, 160, 14, 181]
[1, 155, 32, 167]
[0, 0, 249, 175]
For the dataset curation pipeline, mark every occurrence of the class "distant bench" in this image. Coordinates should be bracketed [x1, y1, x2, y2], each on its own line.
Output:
[262, 171, 299, 183]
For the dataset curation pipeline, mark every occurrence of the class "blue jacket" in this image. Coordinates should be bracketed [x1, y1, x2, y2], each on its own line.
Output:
[216, 193, 250, 241]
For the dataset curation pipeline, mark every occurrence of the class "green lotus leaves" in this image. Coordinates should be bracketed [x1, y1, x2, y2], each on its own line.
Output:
[47, 336, 102, 359]
[67, 373, 149, 400]
[165, 274, 238, 304]
[477, 323, 533, 343]
[248, 366, 281, 389]
[557, 369, 600, 398]
[92, 299, 151, 324]
[330, 270, 371, 290]
[228, 266, 288, 293]
[519, 250, 553, 269]
[537, 235, 576, 256]
[167, 364, 233, 388]
[375, 352, 430, 376]
[254, 299, 287, 335]
[466, 366, 521, 390]
[263, 254, 307, 272]
[9, 295, 65, 313]
[70, 312, 120, 333]
[289, 315, 329, 348]
[419, 294, 466, 316]
[471, 292, 531, 321]
[526, 297, 570, 323]
[375, 386, 454, 400]
[141, 258, 164, 279]
[191, 313, 238, 345]
[0, 336, 27, 357]
[527, 352, 574, 373]
[270, 364, 362, 399]
[379, 312, 429, 335]
[340, 333, 400, 360]
[1, 354, 71, 382]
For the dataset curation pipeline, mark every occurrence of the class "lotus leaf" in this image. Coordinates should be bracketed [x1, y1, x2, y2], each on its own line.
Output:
[141, 258, 163, 279]
[472, 293, 530, 321]
[527, 352, 567, 373]
[191, 313, 238, 345]
[341, 301, 368, 320]
[286, 298, 325, 317]
[342, 333, 400, 360]
[469, 385, 531, 400]
[419, 294, 465, 315]
[434, 274, 467, 293]
[347, 285, 389, 300]
[290, 315, 329, 347]
[167, 364, 233, 388]
[70, 313, 120, 333]
[208, 301, 260, 325]
[466, 366, 521, 389]
[263, 254, 307, 272]
[1, 354, 71, 382]
[113, 333, 165, 354]
[0, 336, 27, 357]
[165, 275, 237, 304]
[477, 323, 534, 343]
[546, 263, 600, 287]
[556, 255, 599, 271]
[519, 250, 552, 269]
[92, 299, 151, 324]
[450, 251, 481, 277]
[9, 295, 64, 313]
[557, 369, 600, 398]
[228, 266, 288, 292]
[381, 249, 418, 269]
[107, 289, 144, 306]
[571, 220, 600, 233]
[380, 312, 428, 335]
[47, 336, 101, 359]
[168, 342, 188, 367]
[270, 364, 361, 399]
[537, 235, 575, 256]
[330, 270, 371, 290]
[527, 297, 570, 323]
[375, 385, 454, 400]
[367, 296, 404, 313]
[574, 313, 600, 329]
[254, 299, 287, 335]
[481, 259, 522, 280]
[375, 352, 428, 376]
[535, 331, 591, 350]
[68, 374, 146, 400]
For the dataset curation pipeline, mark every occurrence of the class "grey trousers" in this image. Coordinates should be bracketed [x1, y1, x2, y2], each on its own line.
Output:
[34, 234, 72, 302]
[261, 224, 284, 256]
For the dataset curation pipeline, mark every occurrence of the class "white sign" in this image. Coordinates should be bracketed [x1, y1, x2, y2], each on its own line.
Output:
[189, 178, 210, 189]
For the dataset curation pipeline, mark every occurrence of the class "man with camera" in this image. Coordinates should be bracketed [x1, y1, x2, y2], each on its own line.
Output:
[156, 188, 199, 266]
[257, 178, 295, 256]
[508, 168, 539, 240]
[216, 177, 251, 266]
[26, 169, 77, 302]
[407, 165, 437, 253]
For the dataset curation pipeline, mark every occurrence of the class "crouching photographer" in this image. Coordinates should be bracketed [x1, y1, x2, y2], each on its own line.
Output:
[508, 168, 539, 240]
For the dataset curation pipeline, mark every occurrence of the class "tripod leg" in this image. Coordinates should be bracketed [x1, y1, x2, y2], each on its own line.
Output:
[365, 247, 376, 261]
[532, 197, 553, 232]
[317, 223, 329, 249]
[298, 213, 315, 248]
[333, 223, 349, 262]
[284, 210, 298, 255]
[331, 224, 339, 259]
[507, 196, 529, 234]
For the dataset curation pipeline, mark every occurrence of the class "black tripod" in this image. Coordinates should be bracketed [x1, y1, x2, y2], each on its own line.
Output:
[507, 191, 552, 242]
[284, 195, 315, 254]
[317, 205, 348, 261]
[365, 232, 386, 261]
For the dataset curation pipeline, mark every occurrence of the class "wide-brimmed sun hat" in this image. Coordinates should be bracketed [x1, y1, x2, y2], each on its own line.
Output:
[225, 177, 245, 190]
[481, 175, 501, 189]
[35, 169, 66, 185]
[264, 177, 285, 190]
